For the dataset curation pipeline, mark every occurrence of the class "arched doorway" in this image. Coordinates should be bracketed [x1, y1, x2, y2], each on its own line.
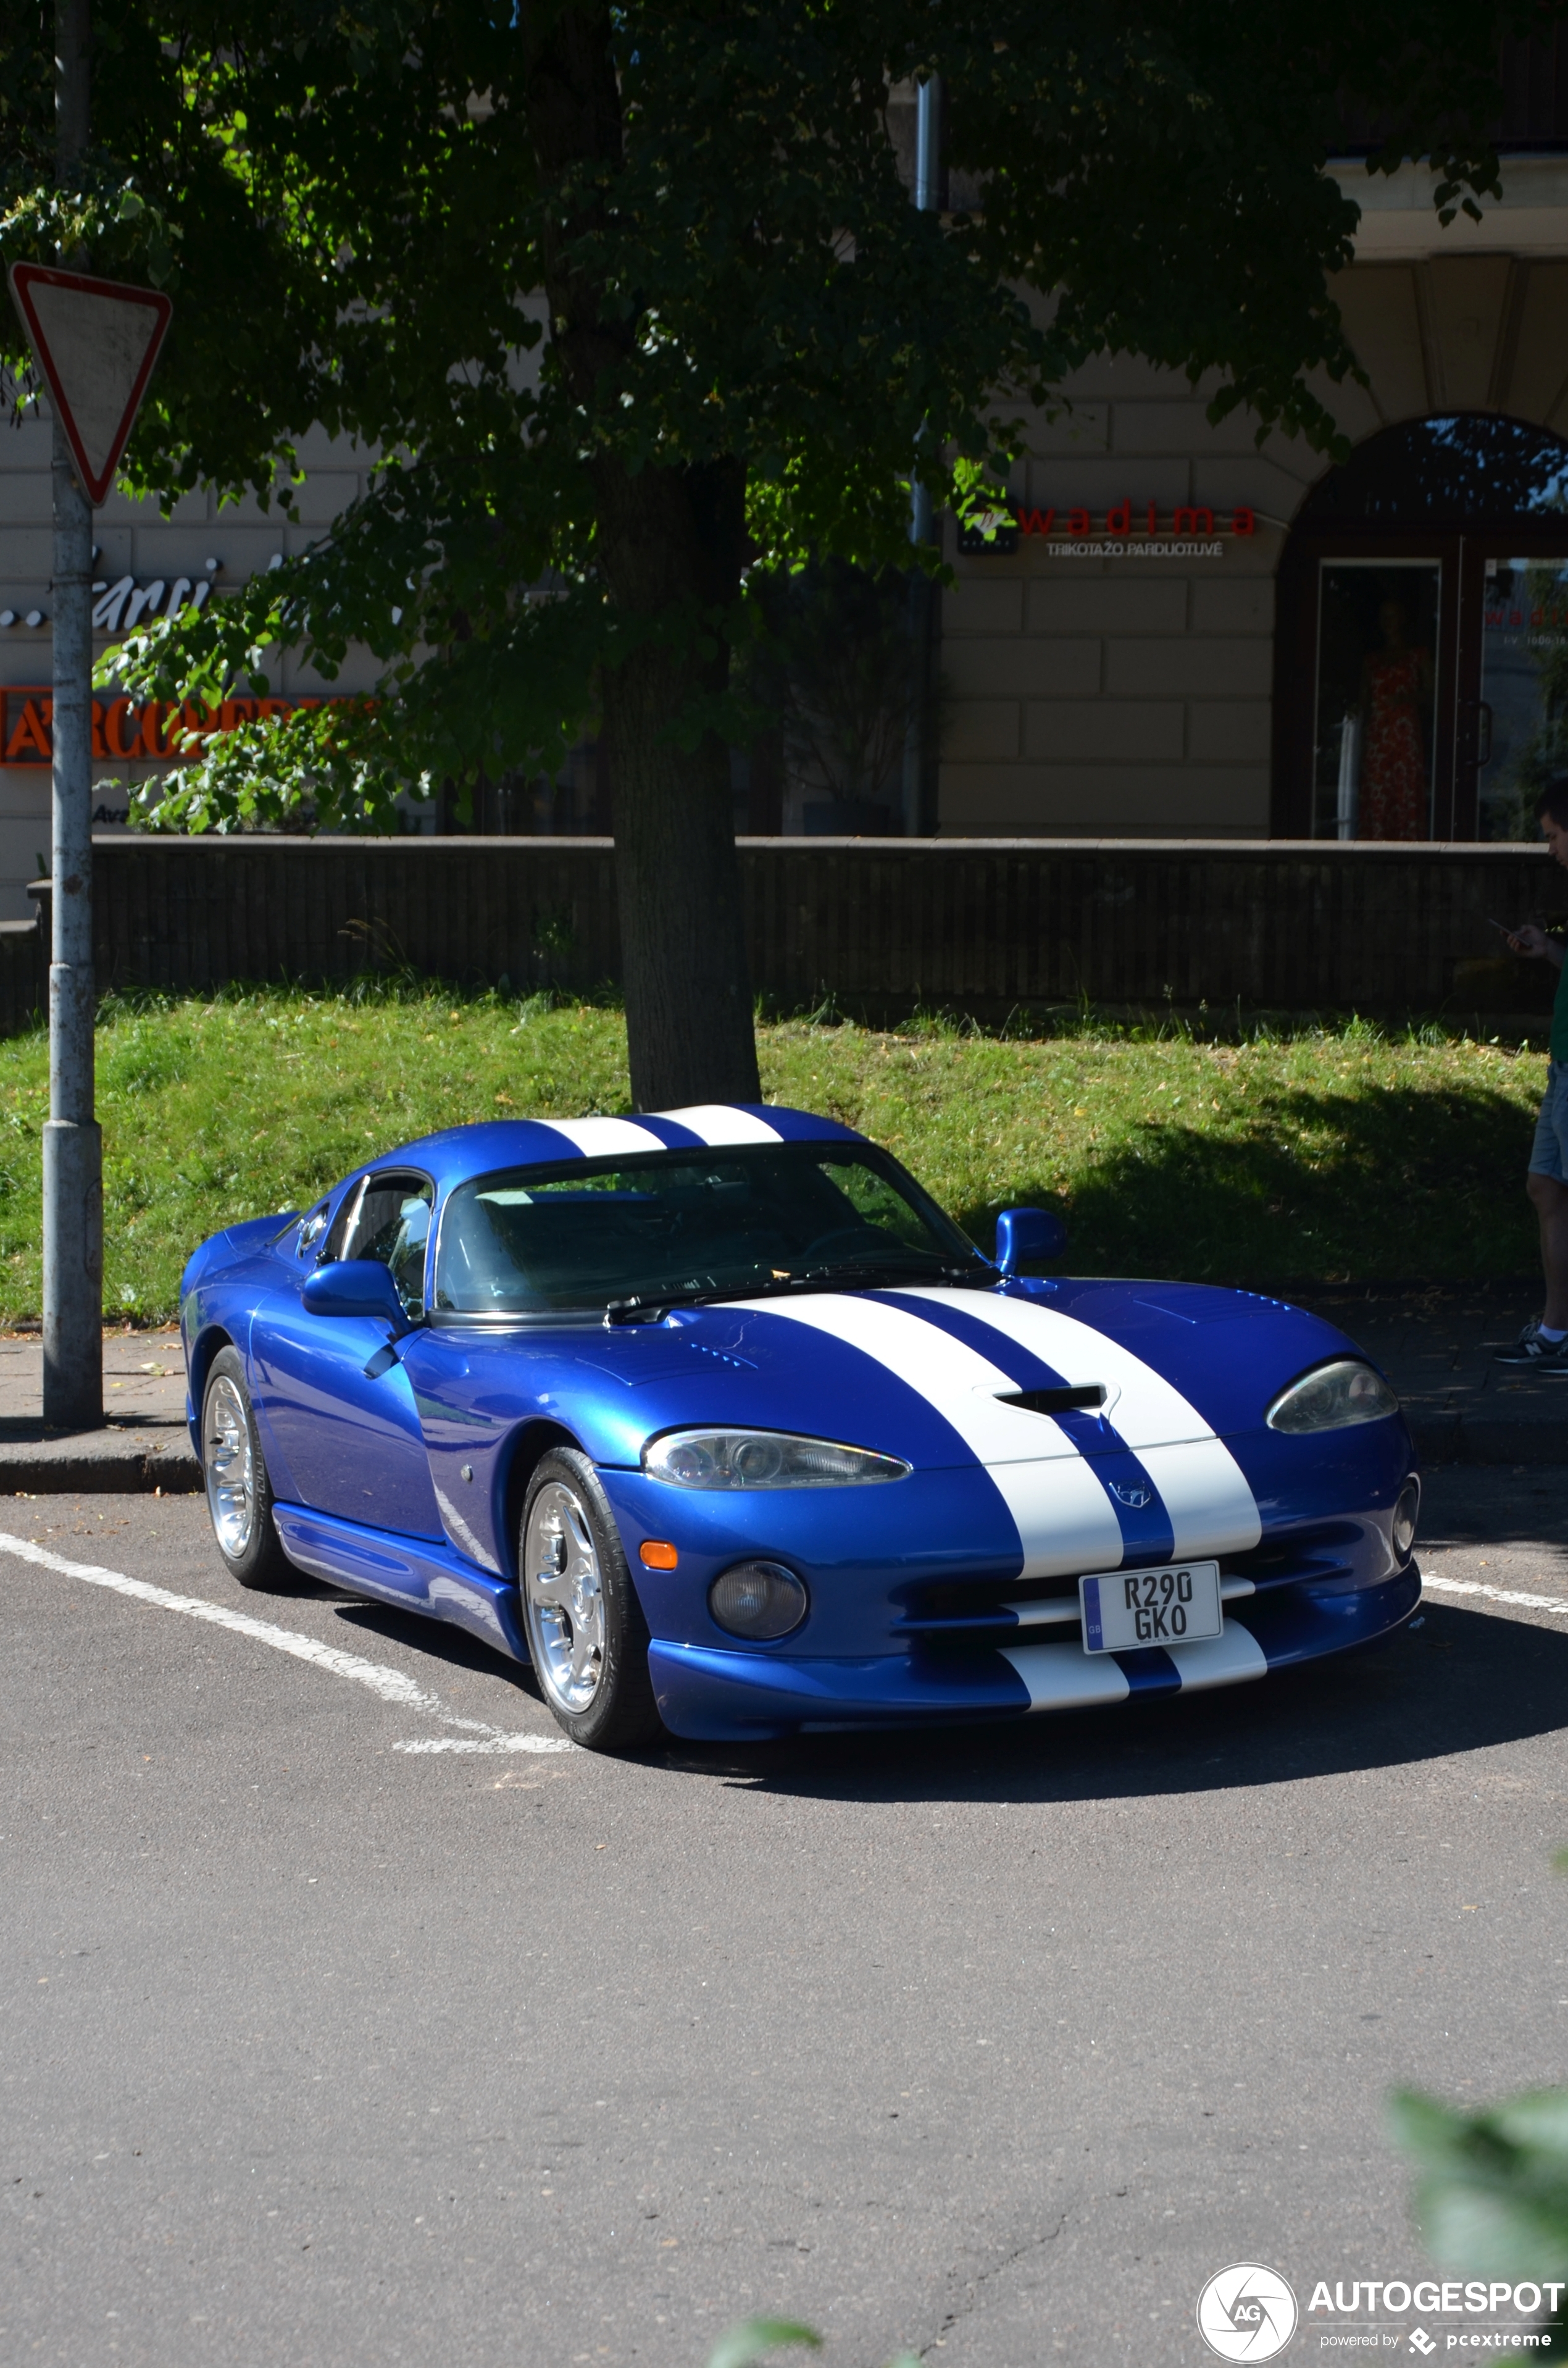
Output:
[1272, 414, 1568, 840]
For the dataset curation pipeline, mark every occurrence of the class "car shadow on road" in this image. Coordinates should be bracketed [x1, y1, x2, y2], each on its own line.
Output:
[229, 1565, 549, 1702]
[686, 1603, 1568, 1805]
[227, 1560, 1568, 1797]
[325, 1597, 548, 1701]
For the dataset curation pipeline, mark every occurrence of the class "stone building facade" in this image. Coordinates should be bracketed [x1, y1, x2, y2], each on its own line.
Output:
[939, 148, 1568, 842]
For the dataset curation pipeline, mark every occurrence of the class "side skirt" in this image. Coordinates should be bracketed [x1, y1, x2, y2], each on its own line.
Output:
[272, 1502, 530, 1665]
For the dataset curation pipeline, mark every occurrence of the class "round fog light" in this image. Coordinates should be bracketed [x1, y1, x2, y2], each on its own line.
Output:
[1392, 1479, 1420, 1560]
[709, 1560, 808, 1641]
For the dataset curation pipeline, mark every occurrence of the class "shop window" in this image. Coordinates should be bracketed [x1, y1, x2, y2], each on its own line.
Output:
[1314, 564, 1440, 839]
[1274, 415, 1568, 841]
[1478, 559, 1568, 840]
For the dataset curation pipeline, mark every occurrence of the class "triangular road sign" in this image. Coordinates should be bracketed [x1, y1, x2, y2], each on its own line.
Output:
[7, 262, 172, 507]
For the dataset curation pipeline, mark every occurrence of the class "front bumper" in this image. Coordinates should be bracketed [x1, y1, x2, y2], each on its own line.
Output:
[646, 1562, 1422, 1739]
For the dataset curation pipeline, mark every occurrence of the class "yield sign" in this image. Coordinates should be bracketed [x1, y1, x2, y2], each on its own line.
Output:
[7, 262, 172, 506]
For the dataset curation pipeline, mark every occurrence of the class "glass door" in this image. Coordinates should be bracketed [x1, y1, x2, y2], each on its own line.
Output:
[1312, 562, 1441, 839]
[1476, 556, 1568, 839]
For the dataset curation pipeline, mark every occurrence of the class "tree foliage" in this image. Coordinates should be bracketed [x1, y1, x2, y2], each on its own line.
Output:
[2, 0, 1556, 1098]
[0, 0, 1542, 800]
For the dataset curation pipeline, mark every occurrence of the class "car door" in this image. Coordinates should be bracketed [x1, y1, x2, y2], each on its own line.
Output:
[250, 1168, 445, 1539]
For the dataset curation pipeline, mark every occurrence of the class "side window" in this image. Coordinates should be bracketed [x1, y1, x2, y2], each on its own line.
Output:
[329, 1172, 435, 1317]
[297, 1199, 330, 1258]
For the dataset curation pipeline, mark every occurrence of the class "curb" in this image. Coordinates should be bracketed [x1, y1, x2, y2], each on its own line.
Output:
[1, 1423, 1562, 1489]
[0, 1441, 201, 1494]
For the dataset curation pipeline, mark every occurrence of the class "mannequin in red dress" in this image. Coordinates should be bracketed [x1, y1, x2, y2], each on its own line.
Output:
[1357, 599, 1433, 839]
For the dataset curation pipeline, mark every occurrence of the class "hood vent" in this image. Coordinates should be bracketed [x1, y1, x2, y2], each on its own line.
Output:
[997, 1385, 1107, 1416]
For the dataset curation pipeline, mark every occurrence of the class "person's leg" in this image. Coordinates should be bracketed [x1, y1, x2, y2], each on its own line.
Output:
[1498, 1065, 1568, 1358]
[1528, 1169, 1568, 1332]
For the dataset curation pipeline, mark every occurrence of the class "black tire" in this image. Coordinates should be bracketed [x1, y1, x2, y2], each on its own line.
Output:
[201, 1345, 294, 1590]
[519, 1447, 664, 1752]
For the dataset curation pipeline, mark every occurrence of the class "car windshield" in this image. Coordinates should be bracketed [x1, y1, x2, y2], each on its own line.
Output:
[430, 1142, 978, 1319]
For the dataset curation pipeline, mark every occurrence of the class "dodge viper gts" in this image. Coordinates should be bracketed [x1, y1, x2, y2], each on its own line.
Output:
[180, 1103, 1420, 1750]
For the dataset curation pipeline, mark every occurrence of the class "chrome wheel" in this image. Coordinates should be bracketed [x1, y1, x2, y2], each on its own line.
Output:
[204, 1373, 256, 1560]
[524, 1479, 605, 1714]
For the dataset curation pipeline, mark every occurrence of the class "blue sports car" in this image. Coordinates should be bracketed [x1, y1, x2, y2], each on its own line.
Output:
[180, 1103, 1421, 1751]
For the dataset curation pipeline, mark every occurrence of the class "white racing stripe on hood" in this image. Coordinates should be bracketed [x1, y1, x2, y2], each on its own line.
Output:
[896, 1289, 1222, 1452]
[662, 1104, 782, 1145]
[752, 1294, 1124, 1580]
[1139, 1441, 1261, 1557]
[899, 1289, 1262, 1557]
[540, 1116, 672, 1158]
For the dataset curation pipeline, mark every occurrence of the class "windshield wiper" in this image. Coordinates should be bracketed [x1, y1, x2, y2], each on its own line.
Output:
[604, 1259, 995, 1326]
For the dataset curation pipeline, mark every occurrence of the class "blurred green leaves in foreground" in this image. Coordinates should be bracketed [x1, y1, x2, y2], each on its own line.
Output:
[704, 2322, 917, 2368]
[1390, 1855, 1568, 2364]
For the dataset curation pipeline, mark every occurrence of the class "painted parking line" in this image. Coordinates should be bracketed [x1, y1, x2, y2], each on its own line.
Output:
[1422, 1571, 1568, 1617]
[0, 1531, 571, 1754]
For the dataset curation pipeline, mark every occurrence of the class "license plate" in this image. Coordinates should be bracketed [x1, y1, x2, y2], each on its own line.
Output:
[1078, 1560, 1223, 1653]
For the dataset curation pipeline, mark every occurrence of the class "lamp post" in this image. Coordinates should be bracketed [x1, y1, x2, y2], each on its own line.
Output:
[44, 0, 102, 1431]
[900, 72, 944, 839]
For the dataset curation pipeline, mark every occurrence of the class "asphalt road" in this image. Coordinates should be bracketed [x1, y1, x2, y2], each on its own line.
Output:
[4, 1470, 1567, 2368]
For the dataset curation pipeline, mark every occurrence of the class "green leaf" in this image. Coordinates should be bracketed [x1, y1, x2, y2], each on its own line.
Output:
[706, 2319, 823, 2368]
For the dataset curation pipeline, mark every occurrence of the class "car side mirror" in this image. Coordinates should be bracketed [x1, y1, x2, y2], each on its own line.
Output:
[995, 1207, 1067, 1274]
[302, 1258, 411, 1334]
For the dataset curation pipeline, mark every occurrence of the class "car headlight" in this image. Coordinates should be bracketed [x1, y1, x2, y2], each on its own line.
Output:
[1392, 1479, 1419, 1560]
[1266, 1358, 1399, 1434]
[643, 1428, 911, 1489]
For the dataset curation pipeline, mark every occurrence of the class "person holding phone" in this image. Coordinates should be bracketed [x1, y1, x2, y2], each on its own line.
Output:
[1497, 778, 1568, 1366]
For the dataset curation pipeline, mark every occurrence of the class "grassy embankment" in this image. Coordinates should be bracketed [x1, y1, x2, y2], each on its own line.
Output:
[0, 987, 1546, 1324]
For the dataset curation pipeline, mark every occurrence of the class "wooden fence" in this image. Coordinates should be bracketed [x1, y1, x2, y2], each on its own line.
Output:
[3, 832, 1561, 1032]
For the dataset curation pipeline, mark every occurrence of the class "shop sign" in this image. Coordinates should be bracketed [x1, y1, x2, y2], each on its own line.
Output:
[957, 501, 1257, 556]
[0, 685, 361, 769]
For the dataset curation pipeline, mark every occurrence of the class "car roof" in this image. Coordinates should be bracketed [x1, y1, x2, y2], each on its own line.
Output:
[373, 1103, 868, 1193]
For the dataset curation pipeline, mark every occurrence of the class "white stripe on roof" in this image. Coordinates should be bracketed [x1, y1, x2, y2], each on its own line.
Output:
[539, 1116, 672, 1158]
[661, 1104, 783, 1145]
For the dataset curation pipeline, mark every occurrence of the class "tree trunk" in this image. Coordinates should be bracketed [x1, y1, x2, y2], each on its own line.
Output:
[593, 459, 760, 1111]
[524, 2, 761, 1113]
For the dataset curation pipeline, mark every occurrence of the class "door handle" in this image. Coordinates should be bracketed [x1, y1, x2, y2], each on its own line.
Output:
[1477, 701, 1493, 766]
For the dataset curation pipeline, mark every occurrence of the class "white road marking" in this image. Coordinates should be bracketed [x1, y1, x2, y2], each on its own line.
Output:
[1421, 1571, 1568, 1617]
[0, 1531, 572, 1752]
[392, 1735, 569, 1754]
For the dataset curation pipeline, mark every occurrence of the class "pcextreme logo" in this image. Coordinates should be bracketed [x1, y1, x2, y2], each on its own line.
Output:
[1198, 2264, 1301, 2361]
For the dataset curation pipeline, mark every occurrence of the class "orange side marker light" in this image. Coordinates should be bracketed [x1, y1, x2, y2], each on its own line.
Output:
[640, 1539, 678, 1570]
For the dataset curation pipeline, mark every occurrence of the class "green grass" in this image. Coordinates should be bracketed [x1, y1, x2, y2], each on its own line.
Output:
[0, 986, 1548, 1324]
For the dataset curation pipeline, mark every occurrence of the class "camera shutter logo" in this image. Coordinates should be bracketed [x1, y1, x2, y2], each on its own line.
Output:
[1196, 2264, 1299, 2362]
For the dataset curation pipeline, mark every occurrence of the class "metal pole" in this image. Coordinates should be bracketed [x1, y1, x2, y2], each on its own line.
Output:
[900, 73, 942, 837]
[43, 0, 102, 1430]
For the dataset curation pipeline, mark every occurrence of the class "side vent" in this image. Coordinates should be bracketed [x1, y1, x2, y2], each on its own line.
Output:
[999, 1386, 1106, 1416]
